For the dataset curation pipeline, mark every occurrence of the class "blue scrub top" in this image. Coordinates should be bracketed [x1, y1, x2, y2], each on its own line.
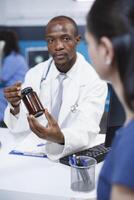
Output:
[0, 51, 28, 121]
[97, 120, 134, 200]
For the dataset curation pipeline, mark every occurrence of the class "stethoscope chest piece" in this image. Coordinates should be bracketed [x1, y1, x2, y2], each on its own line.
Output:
[71, 103, 78, 113]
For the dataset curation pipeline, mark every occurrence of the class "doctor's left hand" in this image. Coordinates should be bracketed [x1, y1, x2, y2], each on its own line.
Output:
[27, 109, 65, 144]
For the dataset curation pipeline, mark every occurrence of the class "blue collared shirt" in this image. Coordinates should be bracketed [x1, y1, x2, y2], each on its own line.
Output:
[0, 51, 28, 121]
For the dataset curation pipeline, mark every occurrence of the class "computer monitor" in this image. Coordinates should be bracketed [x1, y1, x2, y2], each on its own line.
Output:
[26, 47, 50, 68]
[105, 83, 126, 147]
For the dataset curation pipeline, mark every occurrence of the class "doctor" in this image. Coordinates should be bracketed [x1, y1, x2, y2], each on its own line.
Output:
[4, 16, 107, 160]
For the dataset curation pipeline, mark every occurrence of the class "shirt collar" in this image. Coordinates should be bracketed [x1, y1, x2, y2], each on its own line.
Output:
[52, 53, 78, 80]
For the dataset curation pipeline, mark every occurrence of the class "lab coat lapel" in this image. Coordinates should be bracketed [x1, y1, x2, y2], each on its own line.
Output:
[33, 63, 52, 111]
[39, 79, 52, 112]
[32, 64, 47, 95]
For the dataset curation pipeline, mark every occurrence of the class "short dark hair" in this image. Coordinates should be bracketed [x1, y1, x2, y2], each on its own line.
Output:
[86, 0, 134, 111]
[46, 15, 78, 36]
[0, 30, 20, 57]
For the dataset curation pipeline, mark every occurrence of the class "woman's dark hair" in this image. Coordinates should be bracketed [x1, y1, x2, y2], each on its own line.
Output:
[86, 0, 134, 111]
[0, 30, 20, 57]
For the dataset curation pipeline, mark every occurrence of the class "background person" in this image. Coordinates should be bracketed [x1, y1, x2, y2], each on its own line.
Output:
[0, 30, 28, 127]
[86, 0, 134, 199]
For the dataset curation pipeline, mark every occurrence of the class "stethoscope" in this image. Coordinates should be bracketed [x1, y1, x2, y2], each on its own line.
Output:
[40, 58, 53, 87]
[39, 58, 79, 113]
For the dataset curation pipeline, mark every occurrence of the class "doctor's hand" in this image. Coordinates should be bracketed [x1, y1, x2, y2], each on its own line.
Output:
[27, 109, 65, 144]
[4, 82, 22, 115]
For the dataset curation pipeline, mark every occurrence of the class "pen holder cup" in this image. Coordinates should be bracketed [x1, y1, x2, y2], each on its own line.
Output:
[69, 155, 97, 192]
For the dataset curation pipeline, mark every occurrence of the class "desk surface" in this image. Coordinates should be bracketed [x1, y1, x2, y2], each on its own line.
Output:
[0, 128, 105, 200]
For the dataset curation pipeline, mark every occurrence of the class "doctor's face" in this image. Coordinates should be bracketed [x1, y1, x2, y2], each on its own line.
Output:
[45, 19, 80, 73]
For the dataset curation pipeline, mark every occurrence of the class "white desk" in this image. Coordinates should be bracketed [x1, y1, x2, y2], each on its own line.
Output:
[0, 128, 105, 200]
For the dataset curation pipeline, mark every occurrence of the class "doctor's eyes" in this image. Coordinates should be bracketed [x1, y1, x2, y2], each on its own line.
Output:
[46, 37, 71, 44]
[46, 39, 54, 44]
[62, 37, 71, 42]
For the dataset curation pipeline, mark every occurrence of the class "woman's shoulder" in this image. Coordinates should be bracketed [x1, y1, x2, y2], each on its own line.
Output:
[121, 120, 134, 140]
[114, 120, 134, 154]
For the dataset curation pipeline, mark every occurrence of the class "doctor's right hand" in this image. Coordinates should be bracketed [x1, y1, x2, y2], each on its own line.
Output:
[27, 109, 65, 144]
[4, 82, 22, 114]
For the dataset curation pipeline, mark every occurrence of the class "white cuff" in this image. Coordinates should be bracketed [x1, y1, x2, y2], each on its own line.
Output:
[9, 103, 19, 119]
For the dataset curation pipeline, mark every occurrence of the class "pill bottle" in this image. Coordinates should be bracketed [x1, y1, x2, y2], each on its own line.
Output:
[21, 87, 44, 117]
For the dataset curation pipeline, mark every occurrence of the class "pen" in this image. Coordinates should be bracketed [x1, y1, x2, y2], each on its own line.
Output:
[37, 143, 46, 147]
[71, 154, 81, 182]
[23, 152, 47, 157]
[69, 155, 74, 165]
[72, 154, 77, 165]
[9, 150, 47, 158]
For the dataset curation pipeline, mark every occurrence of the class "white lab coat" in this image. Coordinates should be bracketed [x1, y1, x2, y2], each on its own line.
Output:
[4, 52, 107, 160]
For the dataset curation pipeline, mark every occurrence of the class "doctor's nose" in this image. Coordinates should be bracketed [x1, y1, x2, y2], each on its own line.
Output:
[55, 40, 64, 51]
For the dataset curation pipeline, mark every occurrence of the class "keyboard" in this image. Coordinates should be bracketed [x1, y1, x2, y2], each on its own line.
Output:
[59, 143, 111, 166]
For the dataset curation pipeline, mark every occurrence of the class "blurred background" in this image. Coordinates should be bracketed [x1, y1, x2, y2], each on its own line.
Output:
[0, 0, 94, 68]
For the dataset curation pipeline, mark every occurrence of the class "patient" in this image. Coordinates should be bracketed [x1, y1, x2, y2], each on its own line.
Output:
[86, 0, 134, 199]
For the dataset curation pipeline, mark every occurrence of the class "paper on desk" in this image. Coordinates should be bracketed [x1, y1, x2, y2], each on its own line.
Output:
[9, 133, 47, 157]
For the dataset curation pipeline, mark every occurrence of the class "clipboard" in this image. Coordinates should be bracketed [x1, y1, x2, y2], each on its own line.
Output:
[9, 134, 47, 158]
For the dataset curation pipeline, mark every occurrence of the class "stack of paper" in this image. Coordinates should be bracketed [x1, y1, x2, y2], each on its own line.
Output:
[9, 133, 47, 157]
